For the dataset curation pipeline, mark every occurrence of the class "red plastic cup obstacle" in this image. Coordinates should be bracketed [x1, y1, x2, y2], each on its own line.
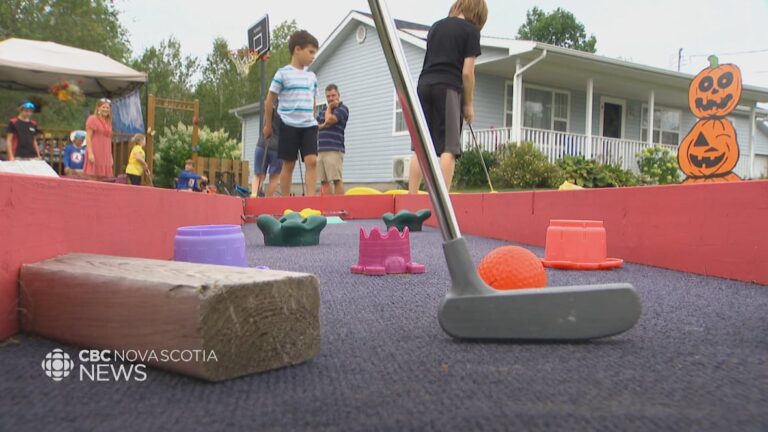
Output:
[541, 220, 623, 270]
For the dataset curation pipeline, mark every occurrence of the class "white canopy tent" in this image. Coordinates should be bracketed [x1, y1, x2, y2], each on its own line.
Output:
[0, 38, 146, 97]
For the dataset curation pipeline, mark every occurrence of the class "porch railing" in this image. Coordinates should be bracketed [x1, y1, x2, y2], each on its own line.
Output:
[463, 127, 677, 172]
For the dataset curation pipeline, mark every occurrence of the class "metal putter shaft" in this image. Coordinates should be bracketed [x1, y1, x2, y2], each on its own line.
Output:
[368, 0, 641, 340]
[468, 123, 495, 193]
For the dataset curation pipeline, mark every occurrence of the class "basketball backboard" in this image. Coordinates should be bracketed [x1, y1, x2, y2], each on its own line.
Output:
[248, 15, 270, 54]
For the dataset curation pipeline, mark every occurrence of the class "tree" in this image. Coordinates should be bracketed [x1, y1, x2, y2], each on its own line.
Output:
[131, 37, 198, 101]
[130, 37, 199, 135]
[192, 20, 299, 140]
[516, 7, 597, 53]
[194, 38, 252, 139]
[0, 0, 131, 60]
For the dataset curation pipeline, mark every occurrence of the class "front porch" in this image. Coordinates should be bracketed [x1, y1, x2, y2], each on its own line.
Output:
[463, 126, 677, 172]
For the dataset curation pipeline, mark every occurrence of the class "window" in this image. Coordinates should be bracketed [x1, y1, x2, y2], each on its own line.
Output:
[506, 83, 569, 131]
[641, 106, 681, 145]
[553, 93, 568, 132]
[393, 92, 407, 135]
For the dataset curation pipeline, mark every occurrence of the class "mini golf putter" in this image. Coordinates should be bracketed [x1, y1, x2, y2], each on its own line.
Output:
[369, 0, 641, 341]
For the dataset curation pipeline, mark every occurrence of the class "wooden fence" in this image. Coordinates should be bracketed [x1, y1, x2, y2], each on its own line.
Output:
[31, 129, 250, 192]
[194, 157, 250, 190]
[36, 128, 133, 176]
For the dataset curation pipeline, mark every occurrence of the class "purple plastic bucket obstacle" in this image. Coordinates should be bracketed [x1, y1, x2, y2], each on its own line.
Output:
[173, 224, 247, 267]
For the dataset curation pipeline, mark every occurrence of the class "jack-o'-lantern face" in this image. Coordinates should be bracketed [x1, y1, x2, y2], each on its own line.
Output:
[678, 119, 739, 178]
[689, 55, 742, 118]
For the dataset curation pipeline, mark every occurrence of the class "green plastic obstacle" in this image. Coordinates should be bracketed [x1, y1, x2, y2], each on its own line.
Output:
[382, 209, 432, 232]
[256, 213, 327, 246]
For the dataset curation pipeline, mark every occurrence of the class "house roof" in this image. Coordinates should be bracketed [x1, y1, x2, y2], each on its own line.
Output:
[229, 101, 261, 116]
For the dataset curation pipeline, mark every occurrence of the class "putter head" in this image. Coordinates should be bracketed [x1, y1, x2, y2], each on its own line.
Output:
[439, 238, 642, 341]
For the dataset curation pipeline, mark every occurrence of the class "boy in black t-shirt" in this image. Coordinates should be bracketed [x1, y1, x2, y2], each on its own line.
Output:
[6, 101, 41, 160]
[408, 0, 487, 193]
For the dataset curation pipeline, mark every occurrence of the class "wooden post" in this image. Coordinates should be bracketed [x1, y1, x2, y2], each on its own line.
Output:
[209, 158, 219, 190]
[232, 160, 242, 187]
[192, 99, 200, 165]
[241, 161, 250, 186]
[146, 95, 156, 173]
[195, 156, 207, 178]
[20, 253, 321, 382]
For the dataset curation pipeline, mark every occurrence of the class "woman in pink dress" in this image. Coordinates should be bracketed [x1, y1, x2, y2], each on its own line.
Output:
[84, 98, 114, 180]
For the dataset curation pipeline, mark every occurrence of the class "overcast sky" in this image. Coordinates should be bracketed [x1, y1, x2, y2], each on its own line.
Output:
[118, 0, 768, 88]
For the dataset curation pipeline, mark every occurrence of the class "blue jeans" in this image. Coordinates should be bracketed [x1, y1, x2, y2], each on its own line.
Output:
[254, 147, 282, 175]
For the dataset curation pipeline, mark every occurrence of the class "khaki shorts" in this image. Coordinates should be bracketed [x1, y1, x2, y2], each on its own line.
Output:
[317, 151, 344, 182]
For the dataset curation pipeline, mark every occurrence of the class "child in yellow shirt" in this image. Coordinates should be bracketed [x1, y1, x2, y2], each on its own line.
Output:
[125, 133, 150, 185]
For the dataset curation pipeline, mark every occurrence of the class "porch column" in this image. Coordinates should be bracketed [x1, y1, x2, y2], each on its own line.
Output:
[585, 78, 593, 158]
[513, 58, 522, 143]
[647, 90, 655, 146]
[749, 104, 757, 179]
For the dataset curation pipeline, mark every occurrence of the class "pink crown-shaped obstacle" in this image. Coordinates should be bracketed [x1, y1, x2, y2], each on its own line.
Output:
[351, 226, 425, 276]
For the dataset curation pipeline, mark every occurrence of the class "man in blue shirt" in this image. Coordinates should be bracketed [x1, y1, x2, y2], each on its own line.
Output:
[316, 84, 349, 195]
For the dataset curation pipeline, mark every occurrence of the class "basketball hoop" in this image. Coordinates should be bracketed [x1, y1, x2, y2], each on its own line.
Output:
[228, 48, 259, 77]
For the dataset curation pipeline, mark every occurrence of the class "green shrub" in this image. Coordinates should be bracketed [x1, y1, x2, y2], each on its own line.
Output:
[636, 146, 681, 184]
[489, 142, 560, 189]
[556, 155, 643, 188]
[556, 156, 605, 188]
[454, 148, 499, 189]
[153, 122, 242, 188]
[601, 163, 643, 187]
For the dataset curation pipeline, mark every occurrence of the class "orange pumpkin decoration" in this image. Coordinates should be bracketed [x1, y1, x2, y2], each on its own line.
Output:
[688, 55, 742, 119]
[678, 119, 741, 183]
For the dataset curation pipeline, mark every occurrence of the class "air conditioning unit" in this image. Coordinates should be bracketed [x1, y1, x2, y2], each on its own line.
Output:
[392, 155, 411, 181]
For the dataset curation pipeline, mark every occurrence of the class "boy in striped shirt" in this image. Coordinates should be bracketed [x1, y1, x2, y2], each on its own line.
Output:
[262, 30, 320, 196]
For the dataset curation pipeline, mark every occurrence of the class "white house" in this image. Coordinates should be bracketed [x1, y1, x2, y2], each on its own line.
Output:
[231, 11, 768, 187]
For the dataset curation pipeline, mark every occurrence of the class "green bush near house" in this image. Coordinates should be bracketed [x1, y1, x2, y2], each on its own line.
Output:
[635, 146, 681, 185]
[601, 163, 644, 187]
[556, 155, 641, 188]
[153, 122, 242, 188]
[489, 142, 561, 189]
[454, 148, 499, 189]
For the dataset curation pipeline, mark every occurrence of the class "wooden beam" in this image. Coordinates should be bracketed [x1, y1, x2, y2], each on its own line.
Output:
[154, 98, 197, 112]
[241, 161, 250, 186]
[146, 95, 156, 173]
[20, 253, 321, 381]
[192, 99, 200, 164]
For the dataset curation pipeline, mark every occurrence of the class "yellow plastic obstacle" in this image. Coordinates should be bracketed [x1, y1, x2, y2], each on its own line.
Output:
[345, 187, 383, 195]
[283, 208, 322, 219]
[383, 189, 408, 195]
[558, 181, 584, 191]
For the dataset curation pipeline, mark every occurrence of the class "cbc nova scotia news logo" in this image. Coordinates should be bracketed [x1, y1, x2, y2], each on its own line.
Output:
[41, 347, 217, 382]
[41, 349, 75, 381]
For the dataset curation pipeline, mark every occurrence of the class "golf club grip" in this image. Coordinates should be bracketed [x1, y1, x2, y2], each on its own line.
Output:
[368, 0, 461, 242]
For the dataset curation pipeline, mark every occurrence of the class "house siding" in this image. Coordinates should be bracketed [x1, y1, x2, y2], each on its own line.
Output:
[241, 112, 259, 182]
[472, 75, 505, 130]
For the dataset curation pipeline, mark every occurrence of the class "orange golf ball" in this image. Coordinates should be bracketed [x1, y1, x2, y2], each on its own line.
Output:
[478, 246, 547, 290]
